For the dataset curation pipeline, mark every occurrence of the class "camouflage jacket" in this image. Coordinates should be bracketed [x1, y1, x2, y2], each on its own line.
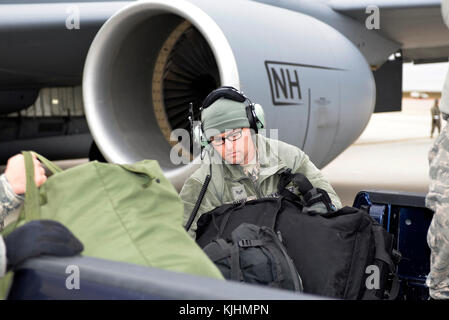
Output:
[0, 174, 25, 277]
[180, 134, 342, 237]
[426, 122, 449, 299]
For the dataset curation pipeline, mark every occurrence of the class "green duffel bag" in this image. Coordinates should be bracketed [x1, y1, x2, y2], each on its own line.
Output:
[1, 151, 223, 298]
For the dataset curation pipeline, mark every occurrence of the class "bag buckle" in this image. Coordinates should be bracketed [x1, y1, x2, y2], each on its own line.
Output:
[238, 239, 262, 248]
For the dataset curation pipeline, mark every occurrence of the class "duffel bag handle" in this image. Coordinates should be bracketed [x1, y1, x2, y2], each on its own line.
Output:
[0, 151, 59, 236]
[31, 151, 63, 175]
[22, 151, 41, 222]
[22, 151, 63, 222]
[278, 169, 335, 212]
[277, 169, 314, 204]
[277, 169, 314, 195]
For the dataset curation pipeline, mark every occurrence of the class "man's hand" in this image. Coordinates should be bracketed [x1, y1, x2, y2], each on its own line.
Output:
[4, 153, 47, 195]
[4, 220, 84, 271]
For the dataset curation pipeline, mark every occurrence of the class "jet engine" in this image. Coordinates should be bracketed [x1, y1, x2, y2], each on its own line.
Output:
[83, 0, 375, 189]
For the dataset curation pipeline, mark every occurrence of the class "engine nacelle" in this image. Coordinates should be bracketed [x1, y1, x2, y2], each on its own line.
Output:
[83, 0, 375, 189]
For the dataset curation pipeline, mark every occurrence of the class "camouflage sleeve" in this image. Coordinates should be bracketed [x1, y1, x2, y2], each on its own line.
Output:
[293, 150, 343, 210]
[425, 123, 449, 299]
[0, 235, 5, 278]
[180, 176, 222, 238]
[0, 174, 24, 231]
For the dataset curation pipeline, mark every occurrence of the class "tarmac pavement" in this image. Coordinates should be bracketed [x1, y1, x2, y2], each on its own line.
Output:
[321, 98, 442, 206]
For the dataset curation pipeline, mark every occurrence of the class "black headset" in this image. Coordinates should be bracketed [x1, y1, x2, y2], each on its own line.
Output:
[200, 86, 264, 134]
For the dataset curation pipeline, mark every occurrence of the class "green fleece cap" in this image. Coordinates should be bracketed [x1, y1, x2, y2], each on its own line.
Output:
[202, 98, 250, 140]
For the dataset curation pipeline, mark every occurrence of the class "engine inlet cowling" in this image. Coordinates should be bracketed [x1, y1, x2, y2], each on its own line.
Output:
[83, 0, 241, 188]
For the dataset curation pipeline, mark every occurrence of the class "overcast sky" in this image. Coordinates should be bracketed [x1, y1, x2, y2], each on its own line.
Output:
[403, 62, 449, 92]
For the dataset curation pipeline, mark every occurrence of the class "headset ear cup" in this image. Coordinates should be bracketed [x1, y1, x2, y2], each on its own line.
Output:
[253, 103, 265, 129]
[245, 104, 259, 133]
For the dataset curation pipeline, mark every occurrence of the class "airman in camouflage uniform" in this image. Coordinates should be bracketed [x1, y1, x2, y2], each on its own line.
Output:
[424, 0, 449, 300]
[180, 89, 341, 237]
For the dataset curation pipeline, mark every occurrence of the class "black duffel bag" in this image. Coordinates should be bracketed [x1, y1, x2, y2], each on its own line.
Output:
[194, 170, 400, 300]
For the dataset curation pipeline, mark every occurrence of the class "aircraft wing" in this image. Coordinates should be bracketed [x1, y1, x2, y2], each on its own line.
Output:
[0, 1, 132, 87]
[328, 0, 449, 63]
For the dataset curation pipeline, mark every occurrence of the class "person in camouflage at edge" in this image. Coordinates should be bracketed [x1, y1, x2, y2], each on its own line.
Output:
[425, 0, 449, 300]
[0, 154, 47, 230]
[0, 154, 47, 277]
[0, 154, 83, 280]
[426, 124, 449, 299]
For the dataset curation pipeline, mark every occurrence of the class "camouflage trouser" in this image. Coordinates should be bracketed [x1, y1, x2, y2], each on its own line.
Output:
[426, 122, 449, 299]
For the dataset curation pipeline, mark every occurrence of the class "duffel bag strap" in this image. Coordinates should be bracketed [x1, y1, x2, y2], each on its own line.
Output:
[30, 151, 63, 175]
[262, 242, 286, 285]
[372, 225, 396, 272]
[230, 242, 242, 281]
[217, 210, 233, 239]
[22, 151, 63, 222]
[238, 239, 263, 248]
[206, 239, 233, 262]
[303, 188, 335, 213]
[386, 274, 400, 300]
[215, 239, 243, 281]
[372, 224, 401, 300]
[278, 169, 335, 212]
[22, 151, 42, 222]
[23, 151, 63, 221]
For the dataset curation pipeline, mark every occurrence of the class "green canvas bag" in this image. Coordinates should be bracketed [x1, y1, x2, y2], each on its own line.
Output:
[0, 151, 223, 298]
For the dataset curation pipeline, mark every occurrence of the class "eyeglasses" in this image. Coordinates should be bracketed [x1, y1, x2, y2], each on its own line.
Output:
[210, 129, 243, 146]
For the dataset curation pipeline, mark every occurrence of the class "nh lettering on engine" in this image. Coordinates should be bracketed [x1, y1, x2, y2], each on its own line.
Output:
[265, 61, 304, 106]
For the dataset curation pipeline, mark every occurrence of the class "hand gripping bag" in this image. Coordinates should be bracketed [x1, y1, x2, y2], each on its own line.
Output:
[0, 151, 223, 298]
